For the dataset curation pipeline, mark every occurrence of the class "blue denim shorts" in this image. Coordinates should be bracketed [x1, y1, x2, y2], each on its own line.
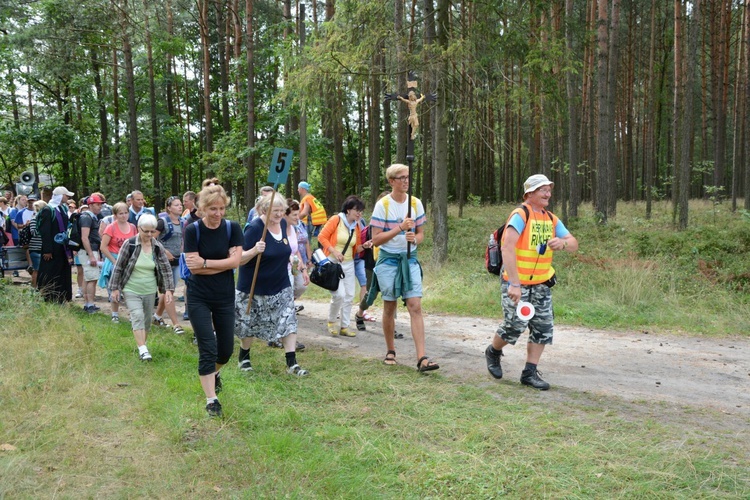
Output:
[354, 258, 367, 287]
[374, 259, 423, 301]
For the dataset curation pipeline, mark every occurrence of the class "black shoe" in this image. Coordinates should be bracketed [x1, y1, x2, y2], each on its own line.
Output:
[295, 341, 305, 352]
[267, 340, 283, 348]
[394, 330, 404, 339]
[485, 345, 503, 379]
[294, 304, 304, 313]
[521, 368, 550, 390]
[215, 372, 222, 394]
[355, 315, 366, 331]
[206, 399, 223, 417]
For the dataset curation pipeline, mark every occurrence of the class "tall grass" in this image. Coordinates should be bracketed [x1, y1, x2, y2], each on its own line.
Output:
[0, 286, 748, 497]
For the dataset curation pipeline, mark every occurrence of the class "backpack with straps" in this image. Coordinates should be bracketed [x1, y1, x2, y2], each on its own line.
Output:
[178, 220, 232, 280]
[486, 205, 553, 276]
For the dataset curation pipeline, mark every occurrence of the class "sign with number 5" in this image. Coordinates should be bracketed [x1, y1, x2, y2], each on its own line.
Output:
[267, 147, 293, 187]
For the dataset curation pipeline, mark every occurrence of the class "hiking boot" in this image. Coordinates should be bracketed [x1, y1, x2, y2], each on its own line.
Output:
[215, 372, 222, 393]
[485, 345, 503, 379]
[205, 399, 223, 417]
[520, 368, 550, 390]
[238, 359, 253, 372]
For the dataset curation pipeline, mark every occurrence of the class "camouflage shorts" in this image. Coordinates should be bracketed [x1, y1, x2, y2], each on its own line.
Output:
[496, 282, 554, 345]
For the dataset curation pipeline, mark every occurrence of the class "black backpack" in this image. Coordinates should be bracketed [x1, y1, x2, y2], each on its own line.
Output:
[66, 212, 83, 250]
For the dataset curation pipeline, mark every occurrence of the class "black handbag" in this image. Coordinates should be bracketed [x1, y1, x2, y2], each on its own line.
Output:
[309, 224, 354, 291]
[309, 261, 345, 291]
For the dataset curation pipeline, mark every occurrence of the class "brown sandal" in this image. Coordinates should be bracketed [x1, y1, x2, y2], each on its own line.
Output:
[383, 350, 396, 365]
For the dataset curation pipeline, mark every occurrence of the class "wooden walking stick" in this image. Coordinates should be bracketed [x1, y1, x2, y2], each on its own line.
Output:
[246, 148, 293, 314]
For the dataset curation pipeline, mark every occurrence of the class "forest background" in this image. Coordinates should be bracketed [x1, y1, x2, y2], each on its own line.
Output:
[2, 0, 750, 263]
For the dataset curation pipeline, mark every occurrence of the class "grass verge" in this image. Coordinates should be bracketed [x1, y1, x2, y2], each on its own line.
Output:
[1, 286, 748, 497]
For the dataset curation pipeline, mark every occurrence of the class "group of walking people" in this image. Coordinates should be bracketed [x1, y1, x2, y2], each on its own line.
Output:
[7, 165, 578, 417]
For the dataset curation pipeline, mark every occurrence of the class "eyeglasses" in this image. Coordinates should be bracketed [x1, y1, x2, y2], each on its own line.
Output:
[390, 175, 409, 182]
[140, 229, 156, 234]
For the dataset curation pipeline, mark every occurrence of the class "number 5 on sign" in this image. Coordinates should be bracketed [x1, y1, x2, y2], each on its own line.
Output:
[267, 148, 293, 186]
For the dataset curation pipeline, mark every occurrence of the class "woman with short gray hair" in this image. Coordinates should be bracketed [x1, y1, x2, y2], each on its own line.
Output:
[109, 213, 175, 362]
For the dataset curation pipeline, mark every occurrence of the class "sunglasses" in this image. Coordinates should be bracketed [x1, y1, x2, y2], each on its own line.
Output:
[167, 196, 180, 206]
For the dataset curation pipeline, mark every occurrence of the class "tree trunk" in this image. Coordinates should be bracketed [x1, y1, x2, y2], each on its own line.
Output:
[299, 2, 308, 180]
[565, 0, 580, 218]
[369, 48, 381, 208]
[595, 0, 610, 222]
[143, 2, 160, 207]
[121, 6, 140, 190]
[432, 0, 449, 264]
[244, 0, 256, 203]
[199, 0, 213, 154]
[112, 49, 121, 184]
[606, 0, 620, 216]
[91, 47, 110, 179]
[745, 0, 750, 210]
[677, 0, 701, 229]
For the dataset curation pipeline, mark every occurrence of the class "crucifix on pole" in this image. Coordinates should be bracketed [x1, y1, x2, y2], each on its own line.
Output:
[385, 71, 436, 258]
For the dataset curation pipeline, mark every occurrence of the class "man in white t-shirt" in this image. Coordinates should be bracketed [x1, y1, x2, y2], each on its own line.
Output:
[369, 163, 438, 373]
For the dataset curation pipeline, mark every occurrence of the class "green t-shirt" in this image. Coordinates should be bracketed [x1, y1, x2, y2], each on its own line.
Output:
[124, 249, 157, 296]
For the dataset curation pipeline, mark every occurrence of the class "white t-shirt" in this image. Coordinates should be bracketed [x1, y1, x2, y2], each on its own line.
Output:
[370, 194, 426, 254]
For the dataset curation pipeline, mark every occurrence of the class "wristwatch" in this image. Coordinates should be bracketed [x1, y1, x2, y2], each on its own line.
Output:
[202, 258, 207, 269]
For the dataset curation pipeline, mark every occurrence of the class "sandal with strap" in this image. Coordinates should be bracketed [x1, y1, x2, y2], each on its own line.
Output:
[173, 325, 185, 335]
[417, 356, 439, 372]
[355, 315, 366, 331]
[383, 350, 397, 366]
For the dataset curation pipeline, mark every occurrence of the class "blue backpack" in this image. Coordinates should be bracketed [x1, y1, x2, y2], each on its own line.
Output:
[178, 220, 232, 280]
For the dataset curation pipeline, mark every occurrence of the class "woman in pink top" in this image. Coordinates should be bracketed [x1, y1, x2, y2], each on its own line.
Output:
[99, 202, 137, 322]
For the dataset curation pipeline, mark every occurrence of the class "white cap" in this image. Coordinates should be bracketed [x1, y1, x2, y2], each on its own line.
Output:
[523, 174, 553, 196]
[53, 186, 75, 197]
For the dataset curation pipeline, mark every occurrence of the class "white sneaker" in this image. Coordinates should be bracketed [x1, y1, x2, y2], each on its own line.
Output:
[139, 350, 152, 362]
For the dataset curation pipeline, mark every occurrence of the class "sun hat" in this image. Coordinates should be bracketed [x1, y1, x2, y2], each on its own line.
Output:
[298, 181, 311, 191]
[523, 174, 554, 196]
[53, 186, 75, 197]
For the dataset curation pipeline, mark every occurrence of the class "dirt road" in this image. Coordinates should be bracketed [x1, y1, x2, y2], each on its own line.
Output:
[14, 270, 749, 425]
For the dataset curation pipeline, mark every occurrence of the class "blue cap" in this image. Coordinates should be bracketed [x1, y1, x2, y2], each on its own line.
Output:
[298, 181, 311, 191]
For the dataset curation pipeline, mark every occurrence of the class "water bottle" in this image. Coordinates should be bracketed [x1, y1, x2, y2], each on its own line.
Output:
[292, 255, 300, 275]
[488, 233, 499, 267]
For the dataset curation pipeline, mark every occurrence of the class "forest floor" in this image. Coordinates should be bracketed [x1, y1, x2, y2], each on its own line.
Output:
[13, 270, 749, 438]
